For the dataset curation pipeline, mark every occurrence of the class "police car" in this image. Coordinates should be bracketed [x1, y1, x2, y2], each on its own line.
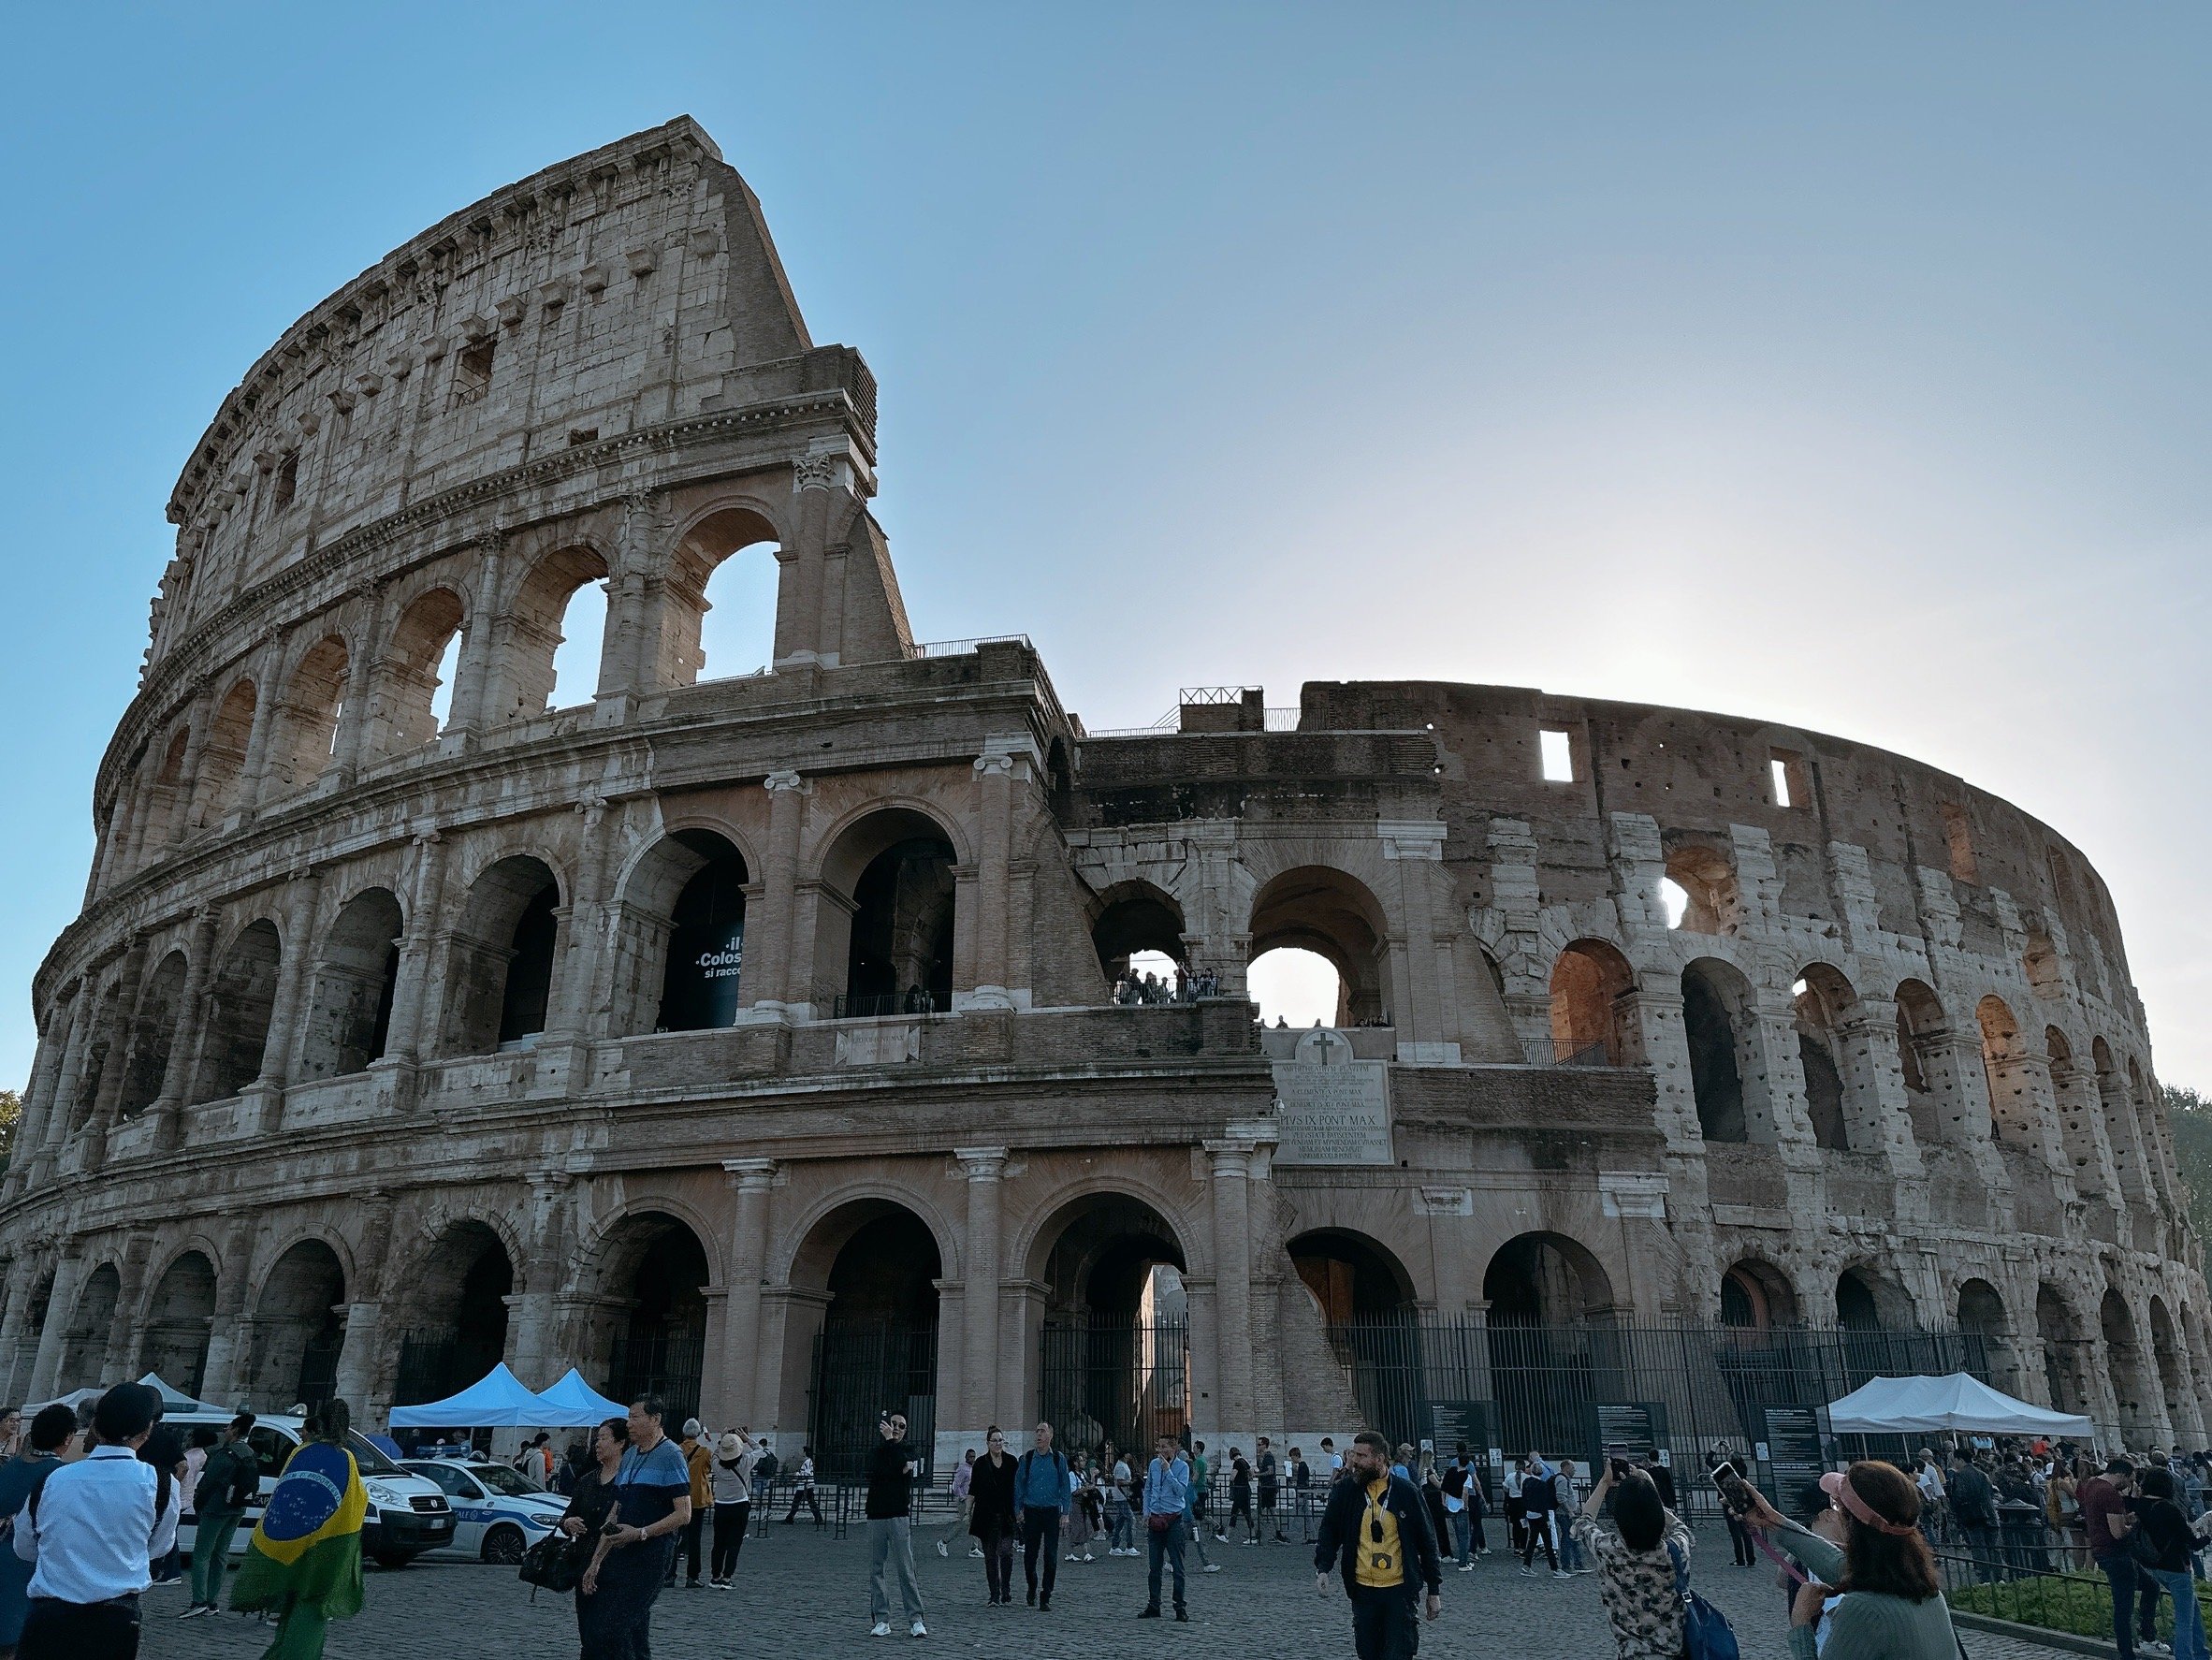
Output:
[401, 1459, 569, 1564]
[170, 1413, 456, 1568]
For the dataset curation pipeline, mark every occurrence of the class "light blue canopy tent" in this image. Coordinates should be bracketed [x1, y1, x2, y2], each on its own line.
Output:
[532, 1368, 627, 1427]
[387, 1362, 556, 1428]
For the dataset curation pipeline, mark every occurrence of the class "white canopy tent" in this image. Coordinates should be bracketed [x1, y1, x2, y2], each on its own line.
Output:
[387, 1362, 557, 1429]
[1826, 1373, 2094, 1438]
[138, 1372, 218, 1414]
[20, 1387, 103, 1416]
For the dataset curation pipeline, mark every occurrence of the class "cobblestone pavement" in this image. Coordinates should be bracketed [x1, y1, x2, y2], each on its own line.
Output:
[152, 1521, 2074, 1660]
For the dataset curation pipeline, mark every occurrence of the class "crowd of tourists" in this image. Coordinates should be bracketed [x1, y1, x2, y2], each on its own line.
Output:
[1111, 966, 1220, 1005]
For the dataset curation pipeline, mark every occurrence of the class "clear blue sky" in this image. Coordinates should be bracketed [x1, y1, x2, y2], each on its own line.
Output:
[4, 3, 2208, 1086]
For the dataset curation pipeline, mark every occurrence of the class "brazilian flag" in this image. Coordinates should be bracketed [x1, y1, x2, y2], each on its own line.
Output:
[229, 1438, 367, 1658]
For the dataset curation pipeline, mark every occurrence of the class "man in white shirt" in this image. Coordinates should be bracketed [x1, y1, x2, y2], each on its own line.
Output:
[13, 1382, 167, 1660]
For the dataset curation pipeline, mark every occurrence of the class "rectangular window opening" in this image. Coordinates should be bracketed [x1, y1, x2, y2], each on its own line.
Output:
[451, 339, 495, 407]
[1539, 728, 1575, 783]
[1769, 749, 1810, 808]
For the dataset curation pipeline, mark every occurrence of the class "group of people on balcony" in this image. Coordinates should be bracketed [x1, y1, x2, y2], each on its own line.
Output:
[1111, 966, 1219, 1006]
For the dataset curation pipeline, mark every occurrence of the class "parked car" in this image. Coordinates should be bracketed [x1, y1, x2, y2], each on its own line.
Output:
[169, 1412, 456, 1568]
[400, 1458, 568, 1565]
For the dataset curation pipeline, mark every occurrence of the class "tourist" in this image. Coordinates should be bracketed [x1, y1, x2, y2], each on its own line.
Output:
[136, 1425, 185, 1586]
[864, 1409, 925, 1638]
[1322, 1437, 1343, 1484]
[662, 1419, 711, 1589]
[1228, 1448, 1255, 1542]
[1947, 1448, 2000, 1583]
[515, 1432, 556, 1490]
[2120, 1467, 2205, 1660]
[1312, 1430, 1443, 1660]
[1257, 1436, 1285, 1541]
[180, 1412, 255, 1620]
[230, 1397, 368, 1660]
[0, 1411, 20, 1465]
[1570, 1460, 1691, 1659]
[0, 1406, 77, 1658]
[1182, 1449, 1218, 1574]
[1138, 1433, 1190, 1622]
[1191, 1440, 1213, 1539]
[1419, 1460, 1452, 1577]
[1288, 1448, 1314, 1541]
[706, 1431, 753, 1588]
[1015, 1420, 1070, 1610]
[558, 1417, 628, 1650]
[782, 1445, 823, 1526]
[1065, 1451, 1098, 1563]
[933, 1448, 974, 1557]
[11, 1384, 170, 1660]
[1553, 1458, 1587, 1572]
[1503, 1459, 1526, 1555]
[1739, 1463, 1959, 1658]
[749, 1435, 778, 1506]
[177, 1428, 212, 1536]
[1709, 1446, 1755, 1567]
[1103, 1444, 1136, 1555]
[578, 1395, 691, 1660]
[1440, 1446, 1477, 1570]
[1518, 1454, 1561, 1576]
[968, 1428, 1017, 1606]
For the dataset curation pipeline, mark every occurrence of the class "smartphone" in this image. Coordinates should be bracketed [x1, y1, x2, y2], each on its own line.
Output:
[1610, 1456, 1633, 1483]
[1710, 1460, 1739, 1488]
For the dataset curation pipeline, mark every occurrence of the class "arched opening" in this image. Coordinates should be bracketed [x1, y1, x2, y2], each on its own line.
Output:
[1550, 940, 1636, 1067]
[192, 920, 282, 1103]
[298, 889, 403, 1080]
[371, 587, 465, 757]
[57, 1262, 122, 1391]
[1976, 996, 2031, 1142]
[1247, 866, 1392, 1027]
[442, 857, 560, 1056]
[1835, 1263, 1917, 1384]
[2092, 1039, 2148, 1199]
[1893, 981, 1959, 1147]
[669, 507, 782, 685]
[598, 1215, 711, 1428]
[1036, 1195, 1193, 1459]
[2044, 1027, 2105, 1192]
[1720, 1259, 1799, 1331]
[189, 679, 258, 831]
[2037, 1284, 2088, 1417]
[790, 1202, 942, 1481]
[2101, 1287, 2155, 1441]
[1793, 965, 1870, 1153]
[249, 1240, 347, 1410]
[1957, 1278, 2019, 1396]
[1284, 1229, 1419, 1443]
[1247, 946, 1343, 1028]
[2128, 1059, 2169, 1198]
[654, 835, 750, 1032]
[2148, 1298, 2187, 1435]
[816, 809, 955, 1018]
[118, 950, 188, 1115]
[1089, 882, 1189, 1001]
[267, 635, 350, 794]
[392, 1223, 513, 1408]
[1483, 1233, 1617, 1462]
[143, 1251, 218, 1399]
[504, 546, 610, 720]
[1660, 842, 1739, 936]
[146, 728, 193, 855]
[1681, 958, 1760, 1143]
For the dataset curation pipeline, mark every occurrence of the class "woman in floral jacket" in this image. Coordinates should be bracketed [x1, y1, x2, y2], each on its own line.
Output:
[1569, 1462, 1693, 1660]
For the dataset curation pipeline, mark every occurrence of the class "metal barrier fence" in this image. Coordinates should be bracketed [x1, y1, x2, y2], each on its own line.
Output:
[1931, 1539, 2208, 1644]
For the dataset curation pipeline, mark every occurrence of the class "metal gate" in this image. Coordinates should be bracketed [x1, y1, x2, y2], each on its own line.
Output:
[1039, 1316, 1190, 1459]
[610, 1322, 706, 1427]
[810, 1321, 939, 1483]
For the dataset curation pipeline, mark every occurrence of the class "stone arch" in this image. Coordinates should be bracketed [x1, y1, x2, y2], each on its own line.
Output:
[440, 855, 562, 1056]
[192, 919, 283, 1103]
[147, 726, 193, 854]
[779, 1195, 946, 1480]
[1792, 963, 1872, 1153]
[57, 1261, 122, 1390]
[1026, 1191, 1195, 1457]
[1484, 1231, 1618, 1325]
[188, 677, 258, 831]
[1892, 979, 1963, 1146]
[370, 585, 465, 757]
[1549, 939, 1637, 1066]
[2101, 1286, 2156, 1442]
[1976, 996, 2034, 1142]
[2147, 1295, 2188, 1435]
[2037, 1282, 2090, 1417]
[499, 543, 610, 721]
[1246, 866, 1394, 1027]
[813, 806, 959, 1016]
[1088, 880, 1189, 996]
[1288, 1228, 1417, 1323]
[298, 887, 404, 1080]
[2043, 1026, 2107, 1193]
[266, 633, 350, 795]
[117, 949, 188, 1116]
[2092, 1038, 2150, 1200]
[1484, 1232, 1619, 1462]
[2127, 1058, 2169, 1197]
[141, 1249, 217, 1398]
[1660, 840, 1741, 936]
[1957, 1277, 2023, 1397]
[609, 828, 752, 1036]
[248, 1239, 346, 1410]
[585, 1211, 714, 1427]
[664, 502, 784, 686]
[1681, 957, 1766, 1143]
[1834, 1261, 1915, 1330]
[1721, 1257, 1800, 1330]
[390, 1219, 514, 1407]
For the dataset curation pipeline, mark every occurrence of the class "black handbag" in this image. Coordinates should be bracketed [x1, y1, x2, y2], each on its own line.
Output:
[519, 1531, 583, 1595]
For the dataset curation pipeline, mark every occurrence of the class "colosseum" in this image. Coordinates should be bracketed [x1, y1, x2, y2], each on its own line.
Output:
[6, 116, 2203, 1478]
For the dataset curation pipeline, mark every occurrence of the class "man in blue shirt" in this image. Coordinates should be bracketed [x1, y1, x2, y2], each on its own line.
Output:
[1014, 1421, 1070, 1612]
[1138, 1433, 1191, 1622]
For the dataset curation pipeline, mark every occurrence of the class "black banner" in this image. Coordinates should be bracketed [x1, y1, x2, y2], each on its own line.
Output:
[1586, 1401, 1669, 1469]
[1759, 1405, 1827, 1521]
[1429, 1400, 1496, 1503]
[662, 915, 746, 1030]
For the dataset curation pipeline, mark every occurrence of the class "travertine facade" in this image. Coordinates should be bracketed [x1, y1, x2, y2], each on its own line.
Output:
[7, 118, 2203, 1465]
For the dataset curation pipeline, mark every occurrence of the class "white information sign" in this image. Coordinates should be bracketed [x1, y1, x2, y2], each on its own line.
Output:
[1272, 1027, 1392, 1165]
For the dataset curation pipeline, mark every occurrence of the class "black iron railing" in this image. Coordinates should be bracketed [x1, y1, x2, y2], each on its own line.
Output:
[834, 992, 948, 1018]
[1039, 1316, 1191, 1459]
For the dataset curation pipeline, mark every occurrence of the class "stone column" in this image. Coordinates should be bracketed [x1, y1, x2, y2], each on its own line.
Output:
[380, 829, 448, 1067]
[964, 755, 1015, 1009]
[84, 942, 150, 1164]
[24, 1245, 86, 1404]
[330, 1194, 395, 1417]
[445, 543, 507, 739]
[750, 772, 808, 1013]
[1379, 821, 1457, 1061]
[545, 797, 616, 1041]
[1204, 1138, 1257, 1439]
[776, 459, 838, 668]
[244, 872, 321, 1129]
[35, 992, 98, 1179]
[718, 1159, 777, 1427]
[955, 1148, 1008, 1430]
[150, 908, 222, 1147]
[504, 1179, 573, 1393]
[0, 1253, 37, 1405]
[328, 587, 386, 782]
[235, 639, 284, 811]
[7, 992, 76, 1197]
[197, 1219, 258, 1406]
[101, 1233, 154, 1384]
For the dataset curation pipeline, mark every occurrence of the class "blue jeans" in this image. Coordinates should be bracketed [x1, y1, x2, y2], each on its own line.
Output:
[1449, 1508, 1472, 1566]
[1146, 1518, 1187, 1611]
[2102, 1554, 2142, 1660]
[2154, 1566, 2208, 1660]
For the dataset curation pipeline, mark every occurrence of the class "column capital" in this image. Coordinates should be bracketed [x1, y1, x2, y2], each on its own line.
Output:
[954, 1145, 1010, 1179]
[763, 769, 806, 795]
[722, 1158, 779, 1190]
[1202, 1140, 1254, 1175]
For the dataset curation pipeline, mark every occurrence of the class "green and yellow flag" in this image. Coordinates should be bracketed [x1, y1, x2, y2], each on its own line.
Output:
[229, 1437, 367, 1622]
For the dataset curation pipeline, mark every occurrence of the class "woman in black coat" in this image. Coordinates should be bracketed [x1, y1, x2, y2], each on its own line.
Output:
[558, 1419, 630, 1641]
[967, 1427, 1020, 1606]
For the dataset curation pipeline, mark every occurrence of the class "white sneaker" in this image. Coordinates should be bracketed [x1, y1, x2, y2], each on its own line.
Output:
[1203, 1563, 1222, 1573]
[968, 1547, 982, 1558]
[910, 1620, 928, 1638]
[871, 1623, 893, 1638]
[936, 1540, 948, 1557]
[1083, 1551, 1094, 1562]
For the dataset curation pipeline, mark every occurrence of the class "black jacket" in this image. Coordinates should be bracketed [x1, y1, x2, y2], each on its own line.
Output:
[968, 1451, 1018, 1536]
[1313, 1471, 1444, 1597]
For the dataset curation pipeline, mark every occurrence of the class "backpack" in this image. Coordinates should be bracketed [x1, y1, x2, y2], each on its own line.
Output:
[1667, 1540, 1740, 1660]
[755, 1449, 779, 1481]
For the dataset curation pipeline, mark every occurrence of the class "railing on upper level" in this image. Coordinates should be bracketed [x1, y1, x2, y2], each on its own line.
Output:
[903, 633, 1032, 659]
[832, 991, 950, 1019]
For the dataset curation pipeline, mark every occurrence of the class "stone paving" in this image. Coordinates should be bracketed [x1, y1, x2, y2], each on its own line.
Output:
[151, 1520, 2074, 1660]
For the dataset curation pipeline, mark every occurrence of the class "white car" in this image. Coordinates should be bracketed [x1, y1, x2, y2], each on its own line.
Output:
[169, 1413, 456, 1568]
[401, 1459, 569, 1564]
